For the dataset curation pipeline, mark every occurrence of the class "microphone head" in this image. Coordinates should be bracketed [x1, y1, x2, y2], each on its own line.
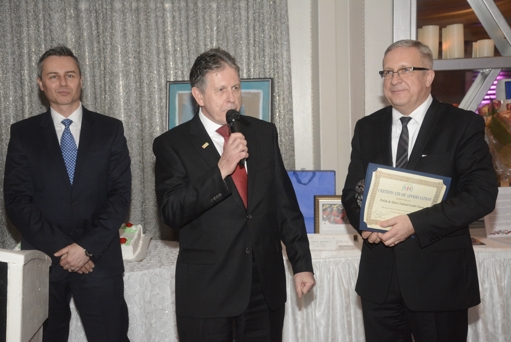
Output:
[226, 109, 241, 124]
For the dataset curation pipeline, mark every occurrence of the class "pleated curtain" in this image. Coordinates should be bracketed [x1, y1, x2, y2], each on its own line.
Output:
[0, 0, 295, 247]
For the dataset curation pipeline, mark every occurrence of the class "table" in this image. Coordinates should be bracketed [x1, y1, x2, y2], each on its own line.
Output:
[69, 240, 179, 341]
[68, 231, 511, 341]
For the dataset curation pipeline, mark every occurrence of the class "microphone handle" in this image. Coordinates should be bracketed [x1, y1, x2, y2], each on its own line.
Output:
[228, 121, 245, 167]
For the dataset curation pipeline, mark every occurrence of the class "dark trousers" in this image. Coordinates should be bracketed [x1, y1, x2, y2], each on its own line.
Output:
[177, 262, 285, 342]
[361, 265, 468, 342]
[43, 273, 129, 342]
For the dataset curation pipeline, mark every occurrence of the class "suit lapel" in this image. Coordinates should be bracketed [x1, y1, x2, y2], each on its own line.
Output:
[73, 108, 93, 187]
[39, 110, 71, 186]
[189, 115, 222, 167]
[379, 107, 393, 166]
[407, 99, 443, 170]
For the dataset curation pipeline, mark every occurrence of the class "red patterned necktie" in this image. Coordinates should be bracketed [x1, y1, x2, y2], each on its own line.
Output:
[216, 125, 248, 208]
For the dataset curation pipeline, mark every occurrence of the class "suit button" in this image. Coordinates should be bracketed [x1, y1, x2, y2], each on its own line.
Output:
[71, 202, 78, 206]
[246, 214, 252, 219]
[245, 248, 250, 253]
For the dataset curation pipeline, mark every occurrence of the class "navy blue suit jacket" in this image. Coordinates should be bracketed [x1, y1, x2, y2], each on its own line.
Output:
[4, 107, 131, 282]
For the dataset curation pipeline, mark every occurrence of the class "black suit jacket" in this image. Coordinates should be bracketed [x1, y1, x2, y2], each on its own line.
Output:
[4, 107, 131, 282]
[342, 99, 498, 311]
[153, 114, 313, 318]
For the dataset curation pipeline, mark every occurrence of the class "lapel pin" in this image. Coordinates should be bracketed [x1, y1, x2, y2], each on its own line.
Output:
[202, 142, 209, 149]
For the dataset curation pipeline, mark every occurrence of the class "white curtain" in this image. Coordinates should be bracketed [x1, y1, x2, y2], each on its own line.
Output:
[0, 0, 295, 248]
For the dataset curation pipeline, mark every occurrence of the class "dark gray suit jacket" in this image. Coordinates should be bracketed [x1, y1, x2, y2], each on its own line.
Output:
[153, 114, 313, 318]
[342, 99, 498, 311]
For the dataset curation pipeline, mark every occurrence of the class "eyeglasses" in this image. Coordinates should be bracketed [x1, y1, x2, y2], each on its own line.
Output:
[379, 67, 429, 79]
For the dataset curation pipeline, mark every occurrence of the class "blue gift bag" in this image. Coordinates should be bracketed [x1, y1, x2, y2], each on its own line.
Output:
[287, 170, 336, 234]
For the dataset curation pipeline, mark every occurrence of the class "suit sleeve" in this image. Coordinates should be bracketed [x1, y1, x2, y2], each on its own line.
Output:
[4, 123, 73, 261]
[75, 121, 131, 259]
[272, 126, 314, 274]
[409, 114, 498, 246]
[341, 121, 364, 232]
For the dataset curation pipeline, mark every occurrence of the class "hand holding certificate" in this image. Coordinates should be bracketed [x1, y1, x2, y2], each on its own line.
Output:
[360, 163, 451, 233]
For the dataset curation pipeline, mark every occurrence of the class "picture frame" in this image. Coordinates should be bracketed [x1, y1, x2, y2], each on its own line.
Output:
[166, 78, 273, 129]
[314, 195, 352, 234]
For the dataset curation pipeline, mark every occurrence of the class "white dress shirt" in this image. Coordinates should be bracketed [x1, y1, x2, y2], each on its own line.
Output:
[51, 103, 83, 147]
[391, 95, 432, 167]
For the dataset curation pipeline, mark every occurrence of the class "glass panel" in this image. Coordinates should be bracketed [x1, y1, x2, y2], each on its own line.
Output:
[432, 69, 511, 107]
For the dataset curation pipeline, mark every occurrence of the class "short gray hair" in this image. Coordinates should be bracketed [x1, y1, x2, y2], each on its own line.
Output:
[384, 39, 433, 69]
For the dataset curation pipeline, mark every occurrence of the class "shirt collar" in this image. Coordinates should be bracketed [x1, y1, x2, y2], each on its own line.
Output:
[392, 94, 432, 125]
[198, 109, 223, 136]
[51, 103, 83, 128]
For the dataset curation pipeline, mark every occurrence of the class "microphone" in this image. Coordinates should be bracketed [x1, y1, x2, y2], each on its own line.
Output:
[226, 109, 245, 166]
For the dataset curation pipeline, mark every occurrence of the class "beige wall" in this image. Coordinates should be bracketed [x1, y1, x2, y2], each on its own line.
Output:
[288, 0, 393, 192]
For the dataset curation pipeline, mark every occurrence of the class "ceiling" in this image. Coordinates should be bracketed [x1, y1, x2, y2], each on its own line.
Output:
[417, 0, 511, 41]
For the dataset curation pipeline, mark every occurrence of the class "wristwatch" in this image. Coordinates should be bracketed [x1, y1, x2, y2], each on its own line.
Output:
[84, 248, 93, 259]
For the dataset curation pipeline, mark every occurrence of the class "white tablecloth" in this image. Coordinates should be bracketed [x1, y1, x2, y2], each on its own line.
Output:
[69, 241, 179, 341]
[68, 231, 511, 341]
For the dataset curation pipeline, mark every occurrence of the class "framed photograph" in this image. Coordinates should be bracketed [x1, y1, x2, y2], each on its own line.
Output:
[167, 78, 273, 129]
[314, 195, 352, 234]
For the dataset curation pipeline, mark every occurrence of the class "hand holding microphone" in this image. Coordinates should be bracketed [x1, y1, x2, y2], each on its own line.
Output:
[226, 109, 246, 167]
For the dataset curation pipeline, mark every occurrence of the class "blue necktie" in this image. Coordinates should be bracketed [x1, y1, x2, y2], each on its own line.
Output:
[61, 119, 78, 184]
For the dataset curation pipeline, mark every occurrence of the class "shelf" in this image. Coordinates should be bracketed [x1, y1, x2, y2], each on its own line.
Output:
[394, 0, 511, 111]
[433, 56, 511, 71]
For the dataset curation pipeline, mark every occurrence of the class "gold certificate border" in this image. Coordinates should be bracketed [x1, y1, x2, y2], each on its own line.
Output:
[364, 169, 446, 228]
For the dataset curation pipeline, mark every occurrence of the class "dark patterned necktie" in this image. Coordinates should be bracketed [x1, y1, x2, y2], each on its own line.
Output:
[216, 125, 248, 208]
[396, 116, 412, 168]
[61, 119, 78, 184]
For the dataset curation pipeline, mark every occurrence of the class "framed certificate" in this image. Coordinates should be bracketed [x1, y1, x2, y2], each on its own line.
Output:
[360, 163, 451, 233]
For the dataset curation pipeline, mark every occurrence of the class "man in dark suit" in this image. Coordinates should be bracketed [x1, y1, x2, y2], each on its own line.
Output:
[3, 46, 131, 341]
[153, 48, 315, 341]
[342, 40, 498, 342]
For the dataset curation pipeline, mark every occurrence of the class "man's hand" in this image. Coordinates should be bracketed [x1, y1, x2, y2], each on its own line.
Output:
[55, 243, 90, 272]
[294, 271, 316, 298]
[361, 231, 382, 244]
[76, 260, 95, 274]
[377, 214, 415, 247]
[218, 132, 248, 179]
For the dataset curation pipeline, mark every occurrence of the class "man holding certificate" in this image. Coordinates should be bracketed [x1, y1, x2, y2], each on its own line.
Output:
[342, 40, 498, 342]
